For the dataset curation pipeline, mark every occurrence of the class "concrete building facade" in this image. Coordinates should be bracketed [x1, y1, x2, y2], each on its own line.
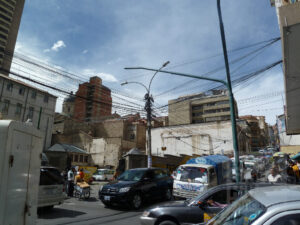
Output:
[72, 76, 112, 122]
[151, 121, 237, 157]
[277, 114, 300, 153]
[0, 74, 57, 149]
[240, 115, 269, 151]
[0, 0, 25, 75]
[168, 90, 237, 126]
[52, 116, 146, 168]
[272, 1, 300, 134]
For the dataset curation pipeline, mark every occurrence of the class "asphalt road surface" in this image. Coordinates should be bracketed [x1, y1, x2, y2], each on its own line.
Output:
[36, 182, 167, 225]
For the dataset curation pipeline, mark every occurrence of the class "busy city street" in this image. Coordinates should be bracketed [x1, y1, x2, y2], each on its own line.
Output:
[1, 0, 300, 225]
[37, 182, 147, 225]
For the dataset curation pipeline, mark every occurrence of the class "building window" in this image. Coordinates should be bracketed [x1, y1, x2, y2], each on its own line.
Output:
[130, 133, 135, 140]
[44, 95, 49, 103]
[15, 103, 22, 115]
[192, 112, 203, 117]
[192, 105, 203, 110]
[19, 87, 25, 95]
[1, 99, 9, 114]
[31, 91, 37, 99]
[28, 107, 34, 119]
[84, 156, 88, 163]
[80, 155, 83, 162]
[6, 83, 13, 92]
[70, 154, 74, 162]
[67, 106, 70, 112]
[74, 155, 78, 162]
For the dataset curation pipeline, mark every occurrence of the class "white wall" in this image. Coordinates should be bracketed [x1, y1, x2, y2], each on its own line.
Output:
[151, 121, 234, 157]
[89, 137, 122, 168]
[279, 132, 300, 146]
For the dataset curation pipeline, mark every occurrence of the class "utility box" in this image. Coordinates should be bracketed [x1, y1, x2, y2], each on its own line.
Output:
[0, 120, 43, 225]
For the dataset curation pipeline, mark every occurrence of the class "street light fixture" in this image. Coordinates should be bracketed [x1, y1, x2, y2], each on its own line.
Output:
[121, 61, 170, 168]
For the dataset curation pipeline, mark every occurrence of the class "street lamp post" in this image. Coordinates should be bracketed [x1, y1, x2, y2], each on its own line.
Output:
[124, 67, 240, 182]
[121, 61, 170, 168]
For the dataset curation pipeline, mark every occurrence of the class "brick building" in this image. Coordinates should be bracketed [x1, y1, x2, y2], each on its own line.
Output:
[72, 76, 112, 122]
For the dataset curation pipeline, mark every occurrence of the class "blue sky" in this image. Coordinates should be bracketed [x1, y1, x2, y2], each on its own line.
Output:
[14, 0, 284, 124]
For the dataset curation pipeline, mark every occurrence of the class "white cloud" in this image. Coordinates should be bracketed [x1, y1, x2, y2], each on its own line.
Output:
[43, 40, 66, 52]
[83, 69, 118, 83]
[51, 40, 66, 51]
[99, 73, 118, 82]
[82, 49, 88, 54]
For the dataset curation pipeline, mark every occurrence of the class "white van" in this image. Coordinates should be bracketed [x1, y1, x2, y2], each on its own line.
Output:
[93, 169, 115, 181]
[38, 167, 65, 210]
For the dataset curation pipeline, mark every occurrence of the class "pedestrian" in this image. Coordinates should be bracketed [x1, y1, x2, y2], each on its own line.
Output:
[67, 167, 75, 197]
[267, 167, 282, 183]
[79, 168, 84, 180]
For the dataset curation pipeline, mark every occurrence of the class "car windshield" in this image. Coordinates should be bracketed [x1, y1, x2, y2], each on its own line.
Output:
[245, 163, 254, 169]
[117, 170, 146, 181]
[176, 166, 208, 183]
[94, 171, 105, 175]
[207, 193, 266, 225]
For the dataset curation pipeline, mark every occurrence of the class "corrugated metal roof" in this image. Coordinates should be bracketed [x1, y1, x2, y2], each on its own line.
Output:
[47, 143, 88, 154]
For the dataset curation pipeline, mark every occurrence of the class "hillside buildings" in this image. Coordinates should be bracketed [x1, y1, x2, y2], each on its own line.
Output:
[0, 0, 25, 75]
[239, 115, 269, 151]
[0, 74, 57, 149]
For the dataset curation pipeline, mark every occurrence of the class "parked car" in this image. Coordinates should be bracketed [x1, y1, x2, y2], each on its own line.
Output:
[140, 183, 277, 225]
[98, 168, 173, 209]
[38, 166, 65, 210]
[205, 185, 300, 225]
[93, 169, 115, 181]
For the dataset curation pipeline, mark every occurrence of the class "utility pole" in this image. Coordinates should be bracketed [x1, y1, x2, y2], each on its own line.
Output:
[217, 0, 240, 182]
[145, 93, 153, 168]
[121, 61, 169, 168]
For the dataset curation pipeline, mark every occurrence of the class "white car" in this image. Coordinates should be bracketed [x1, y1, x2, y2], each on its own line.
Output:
[38, 167, 65, 210]
[93, 169, 115, 181]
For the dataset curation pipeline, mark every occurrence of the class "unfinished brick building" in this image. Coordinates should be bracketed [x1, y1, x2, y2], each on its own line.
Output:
[73, 76, 112, 122]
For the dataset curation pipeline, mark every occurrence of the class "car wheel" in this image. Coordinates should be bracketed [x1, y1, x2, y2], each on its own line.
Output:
[159, 220, 177, 225]
[103, 202, 111, 208]
[165, 188, 172, 201]
[131, 193, 142, 209]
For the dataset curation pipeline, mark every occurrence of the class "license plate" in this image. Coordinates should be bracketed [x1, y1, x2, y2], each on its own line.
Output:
[104, 196, 110, 201]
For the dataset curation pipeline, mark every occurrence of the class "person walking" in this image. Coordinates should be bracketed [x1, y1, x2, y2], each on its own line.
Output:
[67, 167, 75, 197]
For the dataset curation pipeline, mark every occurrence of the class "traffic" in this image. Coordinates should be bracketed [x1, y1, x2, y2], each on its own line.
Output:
[35, 148, 300, 225]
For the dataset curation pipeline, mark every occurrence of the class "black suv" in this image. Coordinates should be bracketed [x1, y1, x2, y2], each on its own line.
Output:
[99, 168, 173, 209]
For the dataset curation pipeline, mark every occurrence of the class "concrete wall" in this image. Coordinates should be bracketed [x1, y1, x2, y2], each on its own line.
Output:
[277, 2, 300, 134]
[52, 131, 93, 151]
[89, 137, 122, 168]
[151, 121, 234, 157]
[168, 99, 191, 126]
[94, 120, 125, 138]
[0, 76, 56, 150]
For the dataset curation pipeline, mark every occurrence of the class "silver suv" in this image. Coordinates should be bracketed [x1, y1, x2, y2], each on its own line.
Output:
[205, 185, 300, 225]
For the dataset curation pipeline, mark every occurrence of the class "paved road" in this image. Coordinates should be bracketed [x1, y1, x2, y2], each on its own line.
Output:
[37, 182, 168, 225]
